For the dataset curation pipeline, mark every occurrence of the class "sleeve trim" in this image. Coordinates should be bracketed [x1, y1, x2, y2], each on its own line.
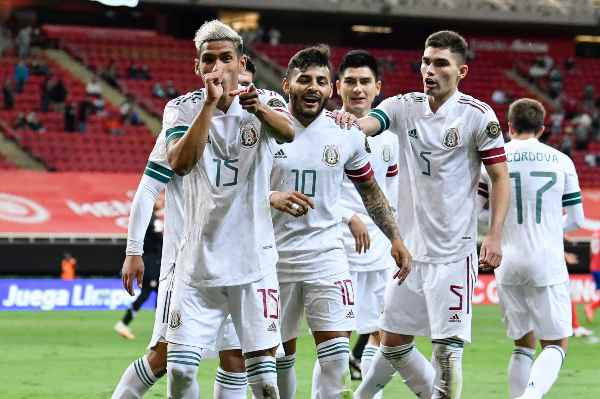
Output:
[386, 164, 399, 177]
[562, 191, 582, 201]
[165, 125, 188, 141]
[345, 163, 374, 182]
[368, 109, 390, 134]
[165, 131, 185, 145]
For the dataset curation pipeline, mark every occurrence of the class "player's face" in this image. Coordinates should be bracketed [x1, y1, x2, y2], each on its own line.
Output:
[195, 41, 245, 93]
[336, 66, 381, 117]
[238, 70, 254, 87]
[421, 47, 468, 101]
[284, 66, 332, 122]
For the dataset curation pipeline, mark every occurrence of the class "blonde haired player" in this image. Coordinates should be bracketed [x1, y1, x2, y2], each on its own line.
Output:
[479, 98, 584, 399]
[164, 20, 294, 399]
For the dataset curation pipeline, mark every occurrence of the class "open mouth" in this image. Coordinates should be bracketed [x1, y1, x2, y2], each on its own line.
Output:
[350, 97, 367, 103]
[424, 78, 438, 89]
[302, 94, 321, 106]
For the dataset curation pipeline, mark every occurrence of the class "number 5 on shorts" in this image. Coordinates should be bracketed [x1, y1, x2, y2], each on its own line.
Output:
[257, 288, 279, 319]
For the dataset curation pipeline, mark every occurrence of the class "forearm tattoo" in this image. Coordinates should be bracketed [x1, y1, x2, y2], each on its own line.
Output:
[353, 178, 400, 241]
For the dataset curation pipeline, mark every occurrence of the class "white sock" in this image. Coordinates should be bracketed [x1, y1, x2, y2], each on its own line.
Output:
[245, 356, 279, 398]
[112, 355, 160, 399]
[520, 345, 565, 398]
[379, 343, 434, 398]
[354, 345, 396, 399]
[315, 337, 352, 398]
[431, 339, 464, 399]
[167, 344, 203, 399]
[214, 367, 248, 399]
[311, 358, 320, 399]
[276, 353, 296, 399]
[508, 346, 535, 398]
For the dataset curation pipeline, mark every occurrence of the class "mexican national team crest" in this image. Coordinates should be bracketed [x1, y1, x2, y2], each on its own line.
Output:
[442, 127, 461, 149]
[322, 144, 340, 167]
[382, 145, 392, 162]
[168, 309, 182, 330]
[240, 119, 260, 148]
[484, 121, 502, 139]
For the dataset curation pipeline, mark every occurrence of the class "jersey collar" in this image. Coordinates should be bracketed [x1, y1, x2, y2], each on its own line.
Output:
[212, 86, 244, 118]
[424, 89, 461, 118]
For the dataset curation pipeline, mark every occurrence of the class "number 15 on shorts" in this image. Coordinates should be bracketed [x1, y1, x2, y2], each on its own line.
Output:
[257, 288, 279, 319]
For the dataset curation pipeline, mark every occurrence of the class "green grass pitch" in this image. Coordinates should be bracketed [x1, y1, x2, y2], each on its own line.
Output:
[2, 305, 599, 398]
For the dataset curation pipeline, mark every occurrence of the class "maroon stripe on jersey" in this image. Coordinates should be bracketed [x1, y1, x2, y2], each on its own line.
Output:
[480, 147, 507, 165]
[477, 189, 489, 199]
[345, 163, 374, 182]
[466, 256, 471, 315]
[386, 164, 399, 177]
[457, 100, 485, 114]
[478, 182, 488, 190]
[480, 147, 505, 157]
[482, 154, 507, 165]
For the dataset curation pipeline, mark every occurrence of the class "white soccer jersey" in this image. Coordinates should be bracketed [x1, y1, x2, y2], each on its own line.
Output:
[271, 110, 374, 283]
[167, 88, 290, 287]
[144, 130, 184, 279]
[338, 130, 399, 271]
[369, 90, 506, 264]
[479, 138, 582, 286]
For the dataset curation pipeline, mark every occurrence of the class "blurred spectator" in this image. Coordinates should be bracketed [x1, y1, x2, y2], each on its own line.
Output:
[30, 57, 50, 76]
[13, 112, 27, 130]
[120, 95, 141, 125]
[106, 111, 125, 136]
[492, 89, 508, 105]
[64, 102, 77, 132]
[268, 27, 281, 46]
[564, 57, 576, 72]
[548, 67, 562, 99]
[0, 26, 12, 57]
[3, 78, 14, 110]
[165, 81, 179, 99]
[14, 60, 29, 93]
[152, 82, 165, 98]
[101, 59, 120, 89]
[40, 76, 50, 112]
[128, 64, 141, 79]
[561, 126, 573, 157]
[16, 26, 32, 59]
[573, 112, 592, 150]
[77, 95, 94, 133]
[549, 108, 564, 136]
[140, 65, 151, 81]
[92, 95, 106, 114]
[528, 58, 547, 82]
[582, 84, 595, 111]
[48, 77, 68, 111]
[60, 253, 77, 280]
[86, 75, 102, 97]
[26, 112, 45, 133]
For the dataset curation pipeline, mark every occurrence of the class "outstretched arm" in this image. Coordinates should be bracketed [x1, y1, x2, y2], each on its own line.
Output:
[480, 161, 510, 270]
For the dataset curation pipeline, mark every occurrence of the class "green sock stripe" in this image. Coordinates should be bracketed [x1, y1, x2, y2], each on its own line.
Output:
[246, 362, 276, 373]
[317, 349, 350, 360]
[133, 359, 153, 387]
[215, 376, 247, 386]
[215, 372, 247, 384]
[562, 192, 582, 201]
[247, 367, 277, 378]
[563, 198, 582, 206]
[167, 359, 200, 367]
[317, 342, 350, 356]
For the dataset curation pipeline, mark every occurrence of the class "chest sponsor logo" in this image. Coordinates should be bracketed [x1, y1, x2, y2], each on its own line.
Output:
[484, 121, 502, 139]
[322, 144, 340, 167]
[382, 145, 392, 162]
[442, 127, 461, 149]
[240, 119, 260, 148]
[408, 128, 418, 139]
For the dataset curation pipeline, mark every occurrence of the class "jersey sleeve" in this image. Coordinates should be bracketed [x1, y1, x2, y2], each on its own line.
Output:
[258, 90, 292, 142]
[144, 132, 175, 184]
[474, 108, 507, 165]
[369, 95, 404, 135]
[162, 99, 195, 146]
[344, 128, 374, 183]
[562, 156, 583, 208]
[385, 134, 400, 210]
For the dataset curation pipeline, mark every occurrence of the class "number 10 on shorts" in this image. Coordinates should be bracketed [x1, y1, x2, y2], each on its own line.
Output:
[257, 288, 279, 319]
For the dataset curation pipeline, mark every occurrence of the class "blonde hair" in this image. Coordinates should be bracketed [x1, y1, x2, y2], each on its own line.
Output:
[193, 20, 243, 55]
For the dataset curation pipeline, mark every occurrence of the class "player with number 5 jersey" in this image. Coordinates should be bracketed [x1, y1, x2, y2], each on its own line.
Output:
[269, 45, 410, 399]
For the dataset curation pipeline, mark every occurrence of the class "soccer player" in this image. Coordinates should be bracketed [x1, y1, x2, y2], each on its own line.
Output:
[585, 229, 600, 323]
[345, 31, 510, 398]
[164, 20, 294, 399]
[114, 200, 162, 341]
[335, 50, 399, 397]
[269, 45, 411, 399]
[479, 98, 584, 399]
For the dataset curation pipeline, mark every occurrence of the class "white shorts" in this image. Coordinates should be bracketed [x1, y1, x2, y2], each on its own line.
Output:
[351, 269, 389, 335]
[280, 271, 356, 343]
[381, 252, 477, 343]
[203, 316, 242, 359]
[166, 272, 281, 354]
[147, 263, 175, 350]
[497, 282, 572, 341]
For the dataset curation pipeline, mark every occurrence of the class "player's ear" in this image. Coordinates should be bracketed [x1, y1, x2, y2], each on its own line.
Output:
[458, 64, 468, 81]
[335, 79, 341, 96]
[239, 54, 247, 73]
[375, 80, 382, 96]
[328, 81, 333, 99]
[282, 77, 290, 96]
[194, 58, 201, 76]
[536, 125, 545, 138]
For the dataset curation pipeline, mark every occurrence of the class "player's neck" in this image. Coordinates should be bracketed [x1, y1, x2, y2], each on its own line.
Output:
[216, 93, 235, 113]
[428, 88, 457, 113]
[511, 133, 537, 141]
[342, 104, 369, 119]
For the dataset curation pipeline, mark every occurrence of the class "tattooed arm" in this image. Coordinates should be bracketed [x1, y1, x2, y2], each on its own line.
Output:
[353, 176, 412, 282]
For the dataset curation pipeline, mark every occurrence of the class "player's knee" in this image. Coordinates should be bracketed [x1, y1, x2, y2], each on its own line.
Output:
[147, 346, 167, 377]
[541, 338, 568, 353]
[432, 338, 464, 363]
[381, 330, 413, 347]
[167, 361, 196, 386]
[219, 349, 245, 373]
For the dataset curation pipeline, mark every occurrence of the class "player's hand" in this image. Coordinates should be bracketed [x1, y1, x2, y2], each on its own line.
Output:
[230, 83, 261, 114]
[391, 238, 412, 284]
[348, 214, 370, 254]
[203, 65, 224, 103]
[269, 190, 315, 217]
[121, 255, 144, 296]
[479, 233, 502, 271]
[565, 252, 579, 265]
[332, 110, 357, 130]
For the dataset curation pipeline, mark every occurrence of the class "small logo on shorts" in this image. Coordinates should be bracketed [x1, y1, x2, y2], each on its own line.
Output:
[346, 309, 355, 319]
[169, 310, 182, 329]
[449, 313, 461, 323]
[267, 321, 278, 332]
